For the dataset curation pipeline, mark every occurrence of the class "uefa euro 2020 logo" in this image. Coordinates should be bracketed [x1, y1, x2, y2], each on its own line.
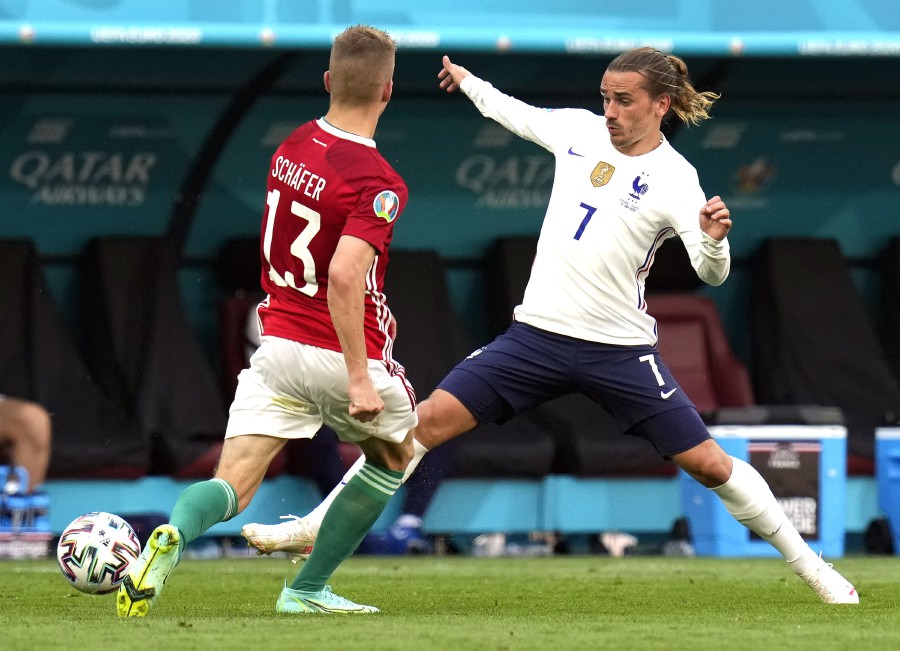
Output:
[373, 190, 400, 222]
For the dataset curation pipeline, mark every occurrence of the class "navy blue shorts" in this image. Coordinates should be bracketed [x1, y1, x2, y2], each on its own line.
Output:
[437, 321, 710, 457]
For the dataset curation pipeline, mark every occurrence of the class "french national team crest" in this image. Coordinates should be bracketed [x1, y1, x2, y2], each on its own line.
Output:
[590, 161, 615, 187]
[373, 190, 400, 222]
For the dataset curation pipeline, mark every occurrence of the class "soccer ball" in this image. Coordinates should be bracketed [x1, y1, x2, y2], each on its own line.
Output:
[56, 512, 142, 595]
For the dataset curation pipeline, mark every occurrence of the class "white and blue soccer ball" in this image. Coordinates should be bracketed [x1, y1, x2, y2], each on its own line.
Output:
[56, 512, 141, 594]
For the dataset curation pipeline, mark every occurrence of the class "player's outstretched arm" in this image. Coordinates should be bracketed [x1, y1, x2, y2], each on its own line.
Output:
[438, 54, 555, 151]
[438, 55, 472, 93]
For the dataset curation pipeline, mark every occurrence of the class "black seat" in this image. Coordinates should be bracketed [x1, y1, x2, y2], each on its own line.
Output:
[880, 236, 900, 389]
[0, 239, 146, 478]
[752, 238, 900, 474]
[384, 250, 474, 397]
[80, 236, 227, 476]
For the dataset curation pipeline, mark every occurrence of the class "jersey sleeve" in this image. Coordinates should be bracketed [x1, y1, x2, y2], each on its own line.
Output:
[342, 179, 407, 255]
[460, 75, 579, 154]
[669, 168, 731, 286]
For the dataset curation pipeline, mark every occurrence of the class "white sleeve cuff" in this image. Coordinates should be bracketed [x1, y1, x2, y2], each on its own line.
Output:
[700, 231, 730, 255]
[459, 75, 482, 96]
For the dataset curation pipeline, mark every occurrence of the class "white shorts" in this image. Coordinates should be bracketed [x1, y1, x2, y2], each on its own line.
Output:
[226, 335, 418, 444]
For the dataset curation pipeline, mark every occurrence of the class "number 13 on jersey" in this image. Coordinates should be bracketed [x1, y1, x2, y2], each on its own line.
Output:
[263, 188, 321, 297]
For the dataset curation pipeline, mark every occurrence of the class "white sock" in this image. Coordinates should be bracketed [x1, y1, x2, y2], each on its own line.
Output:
[305, 437, 430, 535]
[305, 454, 364, 535]
[712, 456, 819, 576]
[402, 438, 430, 483]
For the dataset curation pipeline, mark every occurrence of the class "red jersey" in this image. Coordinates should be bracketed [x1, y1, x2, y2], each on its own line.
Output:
[257, 118, 408, 363]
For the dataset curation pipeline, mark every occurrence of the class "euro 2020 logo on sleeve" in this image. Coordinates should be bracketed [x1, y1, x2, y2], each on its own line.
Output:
[373, 190, 400, 222]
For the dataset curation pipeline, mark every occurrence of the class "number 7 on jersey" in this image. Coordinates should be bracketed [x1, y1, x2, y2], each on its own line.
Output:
[574, 202, 596, 240]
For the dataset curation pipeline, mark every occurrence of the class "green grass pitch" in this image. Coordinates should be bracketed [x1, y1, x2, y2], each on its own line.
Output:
[2, 555, 898, 650]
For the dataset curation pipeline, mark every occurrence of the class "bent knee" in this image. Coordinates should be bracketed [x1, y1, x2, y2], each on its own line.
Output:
[415, 391, 477, 449]
[358, 434, 415, 473]
[18, 402, 52, 448]
[380, 438, 415, 472]
[413, 417, 441, 450]
[673, 440, 733, 488]
[689, 461, 732, 488]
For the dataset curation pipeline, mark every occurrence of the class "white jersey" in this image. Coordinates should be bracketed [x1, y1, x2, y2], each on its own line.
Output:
[461, 76, 730, 346]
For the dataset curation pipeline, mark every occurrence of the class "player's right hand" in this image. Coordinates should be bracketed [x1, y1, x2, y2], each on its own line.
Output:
[438, 55, 471, 93]
[348, 379, 384, 423]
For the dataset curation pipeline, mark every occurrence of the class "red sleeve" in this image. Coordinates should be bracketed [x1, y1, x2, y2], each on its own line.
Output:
[343, 182, 407, 254]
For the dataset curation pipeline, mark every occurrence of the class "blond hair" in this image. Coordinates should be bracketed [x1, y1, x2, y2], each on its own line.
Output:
[608, 47, 720, 125]
[328, 25, 396, 106]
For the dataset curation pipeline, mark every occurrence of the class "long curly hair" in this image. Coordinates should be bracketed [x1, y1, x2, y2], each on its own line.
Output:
[608, 47, 720, 125]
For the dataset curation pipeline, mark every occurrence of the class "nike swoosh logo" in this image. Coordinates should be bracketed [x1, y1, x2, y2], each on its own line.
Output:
[120, 575, 156, 601]
[567, 146, 584, 157]
[660, 388, 678, 399]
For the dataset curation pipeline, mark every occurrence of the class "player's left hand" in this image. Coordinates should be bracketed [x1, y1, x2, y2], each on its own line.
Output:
[700, 196, 731, 241]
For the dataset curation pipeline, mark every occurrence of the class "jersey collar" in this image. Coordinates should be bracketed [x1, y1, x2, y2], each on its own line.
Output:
[317, 118, 376, 148]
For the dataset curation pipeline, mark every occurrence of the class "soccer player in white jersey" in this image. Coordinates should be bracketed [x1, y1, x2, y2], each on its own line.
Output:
[243, 49, 858, 604]
[117, 25, 417, 617]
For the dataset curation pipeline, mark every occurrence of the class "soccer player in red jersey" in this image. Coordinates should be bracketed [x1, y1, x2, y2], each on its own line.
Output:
[117, 25, 416, 617]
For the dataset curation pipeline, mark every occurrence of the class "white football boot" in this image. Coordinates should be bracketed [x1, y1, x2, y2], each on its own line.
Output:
[800, 558, 859, 604]
[241, 514, 316, 560]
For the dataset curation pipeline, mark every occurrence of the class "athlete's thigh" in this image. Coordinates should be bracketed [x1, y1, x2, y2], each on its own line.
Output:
[226, 336, 325, 440]
[415, 388, 479, 449]
[576, 342, 711, 457]
[216, 434, 285, 477]
[317, 353, 418, 445]
[631, 405, 711, 458]
[575, 342, 698, 431]
[437, 322, 574, 425]
[231, 335, 416, 445]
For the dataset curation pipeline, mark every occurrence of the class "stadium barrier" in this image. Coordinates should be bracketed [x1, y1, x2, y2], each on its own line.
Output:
[876, 428, 900, 553]
[41, 472, 879, 555]
[682, 424, 847, 557]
